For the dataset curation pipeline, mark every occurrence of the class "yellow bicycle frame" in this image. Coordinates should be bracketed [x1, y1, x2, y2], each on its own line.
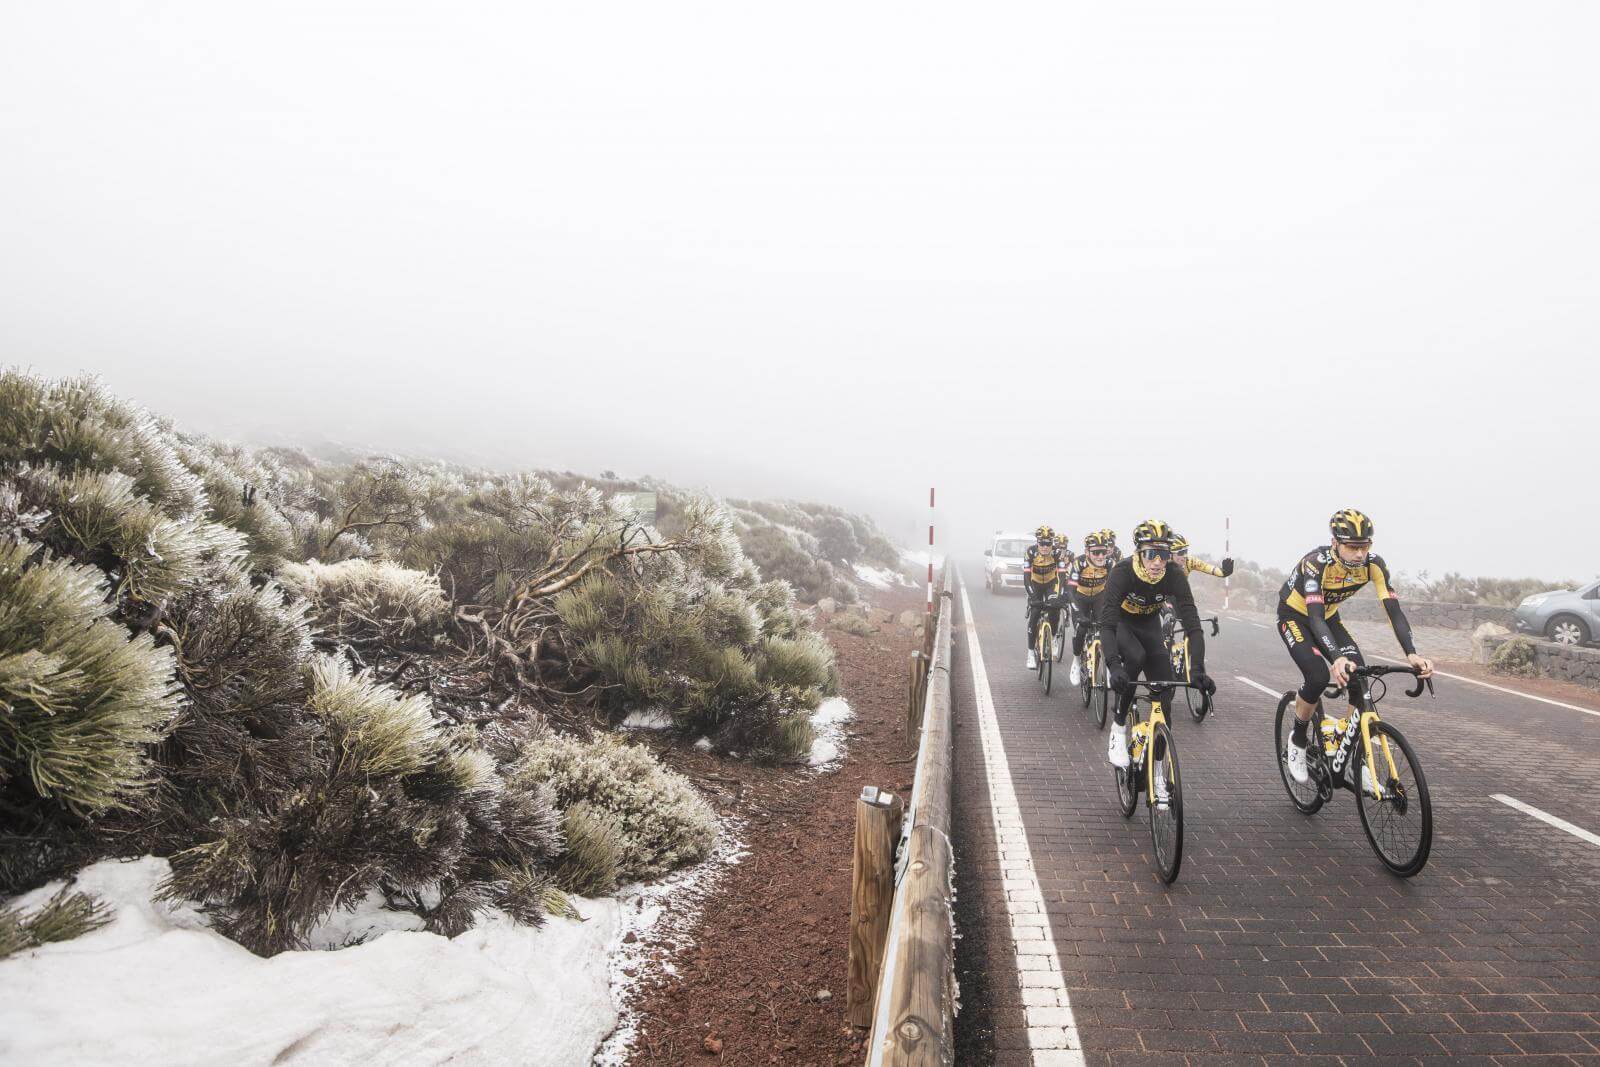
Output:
[1129, 699, 1171, 799]
[1320, 710, 1401, 800]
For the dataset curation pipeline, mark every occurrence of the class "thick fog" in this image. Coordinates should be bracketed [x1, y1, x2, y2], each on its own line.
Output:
[2, 2, 1595, 579]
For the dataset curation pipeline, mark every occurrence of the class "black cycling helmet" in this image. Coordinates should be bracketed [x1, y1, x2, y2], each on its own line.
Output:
[1329, 508, 1374, 544]
[1132, 519, 1173, 547]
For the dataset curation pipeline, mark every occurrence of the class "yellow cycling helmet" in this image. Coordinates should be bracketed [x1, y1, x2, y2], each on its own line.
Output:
[1034, 524, 1055, 542]
[1132, 519, 1173, 547]
[1099, 527, 1117, 545]
[1329, 508, 1374, 543]
[1169, 531, 1190, 554]
[1083, 530, 1109, 551]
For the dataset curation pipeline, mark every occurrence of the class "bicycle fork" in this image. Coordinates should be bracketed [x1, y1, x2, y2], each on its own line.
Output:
[1321, 711, 1400, 800]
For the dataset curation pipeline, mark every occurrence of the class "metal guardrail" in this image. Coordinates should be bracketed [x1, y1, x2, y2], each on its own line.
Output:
[863, 562, 956, 1065]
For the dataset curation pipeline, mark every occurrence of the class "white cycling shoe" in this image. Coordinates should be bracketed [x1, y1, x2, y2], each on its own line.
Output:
[1108, 722, 1130, 769]
[1285, 739, 1310, 785]
[1151, 765, 1171, 807]
[1360, 765, 1379, 797]
[1026, 649, 1038, 671]
[1069, 657, 1081, 686]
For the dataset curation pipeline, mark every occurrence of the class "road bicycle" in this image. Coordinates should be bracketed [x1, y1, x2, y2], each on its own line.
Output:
[1165, 613, 1220, 722]
[1273, 664, 1435, 877]
[1077, 618, 1109, 729]
[1028, 590, 1067, 696]
[1112, 680, 1208, 884]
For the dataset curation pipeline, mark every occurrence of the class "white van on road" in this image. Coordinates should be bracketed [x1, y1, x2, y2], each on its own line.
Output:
[984, 532, 1032, 594]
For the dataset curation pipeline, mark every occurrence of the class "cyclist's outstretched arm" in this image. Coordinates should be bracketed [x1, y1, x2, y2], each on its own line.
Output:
[1189, 558, 1226, 578]
[1169, 568, 1207, 674]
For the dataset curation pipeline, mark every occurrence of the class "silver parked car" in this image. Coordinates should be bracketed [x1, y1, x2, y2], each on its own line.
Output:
[1514, 580, 1600, 645]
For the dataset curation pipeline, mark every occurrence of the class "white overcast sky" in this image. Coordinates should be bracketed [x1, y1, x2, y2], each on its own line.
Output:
[1, 2, 1595, 580]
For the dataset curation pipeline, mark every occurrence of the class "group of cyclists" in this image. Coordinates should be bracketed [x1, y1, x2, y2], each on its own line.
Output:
[1019, 509, 1434, 783]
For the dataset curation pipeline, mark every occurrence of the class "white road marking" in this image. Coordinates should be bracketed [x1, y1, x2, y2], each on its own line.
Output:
[1236, 675, 1284, 699]
[1248, 621, 1269, 630]
[958, 577, 1085, 1065]
[1370, 653, 1600, 719]
[1491, 794, 1600, 849]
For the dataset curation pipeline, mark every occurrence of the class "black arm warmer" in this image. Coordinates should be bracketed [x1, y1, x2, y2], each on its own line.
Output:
[1383, 598, 1418, 656]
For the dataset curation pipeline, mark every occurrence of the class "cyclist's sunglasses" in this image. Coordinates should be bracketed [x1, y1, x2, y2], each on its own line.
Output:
[1087, 546, 1111, 557]
[1139, 546, 1173, 562]
[1336, 539, 1373, 550]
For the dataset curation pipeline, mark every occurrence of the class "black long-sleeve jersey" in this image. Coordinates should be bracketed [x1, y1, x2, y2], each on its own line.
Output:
[1278, 546, 1417, 658]
[1098, 556, 1206, 675]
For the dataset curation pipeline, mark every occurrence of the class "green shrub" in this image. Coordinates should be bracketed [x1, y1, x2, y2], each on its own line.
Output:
[827, 613, 876, 637]
[511, 733, 717, 883]
[0, 885, 114, 960]
[1489, 636, 1538, 678]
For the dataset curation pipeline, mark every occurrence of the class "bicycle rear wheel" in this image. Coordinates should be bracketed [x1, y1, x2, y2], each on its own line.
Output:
[1356, 720, 1432, 877]
[1114, 700, 1139, 818]
[1274, 691, 1325, 814]
[1148, 721, 1183, 884]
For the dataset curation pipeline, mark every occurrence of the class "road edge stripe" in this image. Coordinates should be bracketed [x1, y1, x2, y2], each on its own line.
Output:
[958, 573, 1085, 1064]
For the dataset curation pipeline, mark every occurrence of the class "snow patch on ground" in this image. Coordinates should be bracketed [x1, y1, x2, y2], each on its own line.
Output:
[807, 695, 854, 770]
[595, 817, 748, 1065]
[0, 856, 619, 1066]
[900, 547, 946, 569]
[852, 562, 904, 589]
[620, 707, 674, 731]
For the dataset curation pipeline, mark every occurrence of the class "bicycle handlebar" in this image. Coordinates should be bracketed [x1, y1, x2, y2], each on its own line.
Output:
[1323, 664, 1434, 700]
[1120, 679, 1209, 694]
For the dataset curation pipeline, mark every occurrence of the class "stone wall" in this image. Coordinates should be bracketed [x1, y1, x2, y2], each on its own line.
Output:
[1328, 597, 1516, 630]
[1474, 631, 1600, 692]
[1195, 587, 1516, 631]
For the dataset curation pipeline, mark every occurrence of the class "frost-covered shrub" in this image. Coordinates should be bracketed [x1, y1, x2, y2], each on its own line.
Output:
[554, 802, 623, 896]
[279, 558, 449, 649]
[1490, 636, 1538, 678]
[556, 567, 832, 757]
[163, 656, 564, 954]
[0, 538, 182, 818]
[511, 733, 716, 882]
[0, 372, 205, 517]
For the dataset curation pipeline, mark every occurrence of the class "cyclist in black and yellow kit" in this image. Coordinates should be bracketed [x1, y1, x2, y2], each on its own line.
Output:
[1023, 524, 1066, 669]
[1066, 529, 1117, 686]
[1158, 531, 1235, 645]
[1100, 520, 1215, 770]
[1278, 509, 1434, 784]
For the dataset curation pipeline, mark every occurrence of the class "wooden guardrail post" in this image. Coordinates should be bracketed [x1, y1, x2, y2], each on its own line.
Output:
[848, 786, 904, 1027]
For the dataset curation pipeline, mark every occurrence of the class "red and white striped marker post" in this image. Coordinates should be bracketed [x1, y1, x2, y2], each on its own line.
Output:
[1223, 515, 1231, 610]
[926, 488, 935, 627]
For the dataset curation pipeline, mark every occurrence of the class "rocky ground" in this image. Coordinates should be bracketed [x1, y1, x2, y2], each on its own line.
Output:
[620, 586, 926, 1065]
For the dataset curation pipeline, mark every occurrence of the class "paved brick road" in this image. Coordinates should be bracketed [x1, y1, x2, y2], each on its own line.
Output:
[952, 565, 1600, 1066]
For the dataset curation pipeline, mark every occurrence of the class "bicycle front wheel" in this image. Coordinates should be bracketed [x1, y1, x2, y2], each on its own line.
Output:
[1037, 626, 1053, 695]
[1149, 721, 1183, 884]
[1093, 656, 1110, 729]
[1356, 720, 1432, 877]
